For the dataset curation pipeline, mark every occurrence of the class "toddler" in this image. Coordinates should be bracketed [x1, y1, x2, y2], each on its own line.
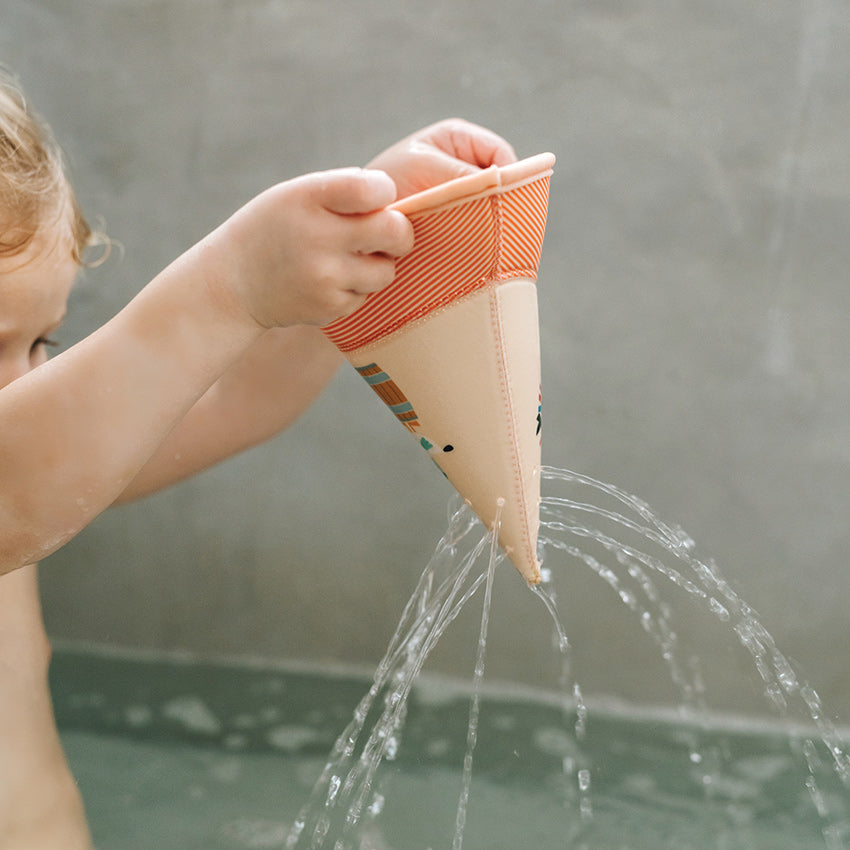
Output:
[0, 69, 516, 847]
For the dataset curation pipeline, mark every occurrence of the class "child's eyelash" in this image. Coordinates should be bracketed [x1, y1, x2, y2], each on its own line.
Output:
[33, 337, 60, 350]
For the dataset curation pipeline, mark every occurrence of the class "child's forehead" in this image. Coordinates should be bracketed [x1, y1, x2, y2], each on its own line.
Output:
[0, 238, 78, 317]
[0, 222, 77, 271]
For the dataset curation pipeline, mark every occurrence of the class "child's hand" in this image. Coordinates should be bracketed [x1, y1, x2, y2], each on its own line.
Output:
[204, 167, 414, 329]
[367, 118, 518, 199]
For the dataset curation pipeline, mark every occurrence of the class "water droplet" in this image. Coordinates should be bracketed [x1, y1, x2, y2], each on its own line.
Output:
[619, 589, 637, 608]
[384, 735, 399, 760]
[708, 597, 730, 621]
[805, 775, 830, 817]
[368, 793, 385, 816]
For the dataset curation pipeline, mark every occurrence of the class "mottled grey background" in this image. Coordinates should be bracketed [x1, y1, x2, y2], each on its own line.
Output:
[2, 0, 849, 720]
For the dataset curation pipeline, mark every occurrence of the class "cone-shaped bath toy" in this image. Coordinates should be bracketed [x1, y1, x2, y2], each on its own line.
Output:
[323, 152, 555, 584]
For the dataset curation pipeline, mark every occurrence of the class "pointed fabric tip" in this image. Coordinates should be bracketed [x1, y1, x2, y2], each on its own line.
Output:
[323, 153, 555, 583]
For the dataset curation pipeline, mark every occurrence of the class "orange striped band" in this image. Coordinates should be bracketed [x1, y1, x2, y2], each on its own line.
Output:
[322, 172, 551, 353]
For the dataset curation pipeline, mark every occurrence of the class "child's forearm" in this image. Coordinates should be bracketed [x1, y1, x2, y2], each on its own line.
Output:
[116, 325, 343, 502]
[0, 244, 264, 574]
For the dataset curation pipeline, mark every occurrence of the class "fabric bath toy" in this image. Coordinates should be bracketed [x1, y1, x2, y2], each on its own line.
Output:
[323, 152, 555, 584]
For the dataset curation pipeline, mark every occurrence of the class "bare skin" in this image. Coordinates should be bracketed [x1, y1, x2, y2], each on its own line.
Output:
[0, 118, 516, 848]
[0, 566, 92, 849]
[0, 166, 413, 571]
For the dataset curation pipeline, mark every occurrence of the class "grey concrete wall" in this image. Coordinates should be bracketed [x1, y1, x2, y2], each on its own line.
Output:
[2, 0, 849, 719]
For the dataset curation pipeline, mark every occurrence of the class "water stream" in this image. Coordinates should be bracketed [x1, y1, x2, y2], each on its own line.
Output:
[285, 466, 850, 849]
[535, 466, 850, 849]
[285, 497, 504, 850]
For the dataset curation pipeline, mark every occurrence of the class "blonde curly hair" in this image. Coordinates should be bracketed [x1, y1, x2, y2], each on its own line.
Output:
[0, 69, 96, 264]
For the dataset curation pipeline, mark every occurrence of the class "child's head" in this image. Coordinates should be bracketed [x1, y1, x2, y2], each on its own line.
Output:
[0, 69, 92, 264]
[0, 70, 100, 390]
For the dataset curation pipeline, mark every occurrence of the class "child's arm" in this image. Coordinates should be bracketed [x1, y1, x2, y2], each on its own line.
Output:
[115, 119, 518, 502]
[114, 325, 342, 501]
[0, 168, 411, 574]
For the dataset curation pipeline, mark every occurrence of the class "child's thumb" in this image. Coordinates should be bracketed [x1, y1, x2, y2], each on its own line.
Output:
[317, 168, 397, 215]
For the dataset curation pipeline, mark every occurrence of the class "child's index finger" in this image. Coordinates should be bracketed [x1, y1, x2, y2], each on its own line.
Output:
[316, 167, 398, 216]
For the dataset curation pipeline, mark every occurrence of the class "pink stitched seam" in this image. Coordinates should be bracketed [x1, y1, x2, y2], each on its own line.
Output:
[488, 193, 534, 569]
